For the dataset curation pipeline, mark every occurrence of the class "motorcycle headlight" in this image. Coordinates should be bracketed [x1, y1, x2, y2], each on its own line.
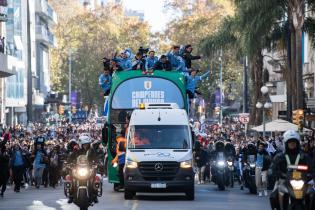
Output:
[227, 161, 233, 166]
[249, 163, 256, 168]
[126, 160, 138, 169]
[290, 180, 304, 190]
[180, 160, 192, 169]
[217, 161, 225, 167]
[77, 167, 89, 178]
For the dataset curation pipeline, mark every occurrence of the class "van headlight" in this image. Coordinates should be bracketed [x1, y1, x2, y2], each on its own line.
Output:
[290, 180, 304, 190]
[180, 160, 192, 169]
[126, 160, 138, 169]
[227, 161, 233, 166]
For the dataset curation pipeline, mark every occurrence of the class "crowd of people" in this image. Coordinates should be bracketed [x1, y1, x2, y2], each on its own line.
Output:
[191, 117, 315, 198]
[99, 45, 209, 98]
[0, 122, 105, 198]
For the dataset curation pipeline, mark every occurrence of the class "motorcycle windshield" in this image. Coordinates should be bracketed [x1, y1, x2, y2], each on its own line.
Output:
[217, 152, 225, 160]
[248, 155, 256, 163]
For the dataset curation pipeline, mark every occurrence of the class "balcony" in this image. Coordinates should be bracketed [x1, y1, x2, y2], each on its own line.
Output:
[0, 5, 7, 22]
[36, 25, 55, 46]
[0, 0, 7, 6]
[0, 53, 14, 78]
[35, 0, 57, 25]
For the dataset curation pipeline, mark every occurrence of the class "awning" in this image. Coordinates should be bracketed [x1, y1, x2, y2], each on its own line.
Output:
[251, 119, 302, 132]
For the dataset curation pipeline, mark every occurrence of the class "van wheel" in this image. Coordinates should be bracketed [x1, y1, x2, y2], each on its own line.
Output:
[124, 189, 135, 200]
[185, 189, 195, 200]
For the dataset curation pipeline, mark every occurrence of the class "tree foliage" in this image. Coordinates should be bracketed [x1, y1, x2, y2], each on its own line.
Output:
[164, 0, 243, 110]
[49, 3, 150, 108]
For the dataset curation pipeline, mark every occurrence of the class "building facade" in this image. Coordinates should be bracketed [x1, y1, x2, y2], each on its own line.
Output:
[31, 0, 57, 121]
[3, 0, 56, 126]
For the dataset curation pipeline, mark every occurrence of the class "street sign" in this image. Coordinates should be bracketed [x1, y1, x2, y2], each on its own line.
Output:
[239, 113, 250, 124]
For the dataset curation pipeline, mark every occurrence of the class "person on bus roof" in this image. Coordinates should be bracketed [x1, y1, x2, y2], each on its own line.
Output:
[181, 44, 201, 69]
[118, 51, 132, 71]
[186, 68, 210, 99]
[110, 58, 123, 72]
[167, 45, 186, 72]
[145, 50, 158, 72]
[132, 52, 145, 72]
[153, 55, 172, 71]
[98, 67, 112, 96]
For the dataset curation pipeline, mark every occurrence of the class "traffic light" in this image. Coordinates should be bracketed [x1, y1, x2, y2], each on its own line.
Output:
[71, 106, 77, 114]
[58, 105, 65, 115]
[292, 109, 304, 129]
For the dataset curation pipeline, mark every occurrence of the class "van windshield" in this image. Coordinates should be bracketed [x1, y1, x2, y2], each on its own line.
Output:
[128, 125, 190, 149]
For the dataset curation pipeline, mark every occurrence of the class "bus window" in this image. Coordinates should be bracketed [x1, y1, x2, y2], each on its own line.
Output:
[111, 77, 184, 109]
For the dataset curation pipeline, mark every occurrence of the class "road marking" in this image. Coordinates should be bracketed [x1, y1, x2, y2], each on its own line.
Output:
[132, 201, 139, 210]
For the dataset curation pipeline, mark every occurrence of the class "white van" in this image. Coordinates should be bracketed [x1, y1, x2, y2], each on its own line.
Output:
[123, 103, 194, 200]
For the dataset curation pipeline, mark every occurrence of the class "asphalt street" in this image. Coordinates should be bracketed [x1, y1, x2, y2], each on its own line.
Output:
[0, 180, 270, 210]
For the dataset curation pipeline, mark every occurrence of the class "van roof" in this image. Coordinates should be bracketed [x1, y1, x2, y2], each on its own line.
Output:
[129, 109, 189, 126]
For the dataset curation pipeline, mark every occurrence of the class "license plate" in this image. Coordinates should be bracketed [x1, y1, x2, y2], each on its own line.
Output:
[151, 183, 166, 189]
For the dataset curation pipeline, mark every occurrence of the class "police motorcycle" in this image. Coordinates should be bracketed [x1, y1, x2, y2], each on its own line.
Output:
[243, 154, 257, 194]
[211, 141, 228, 190]
[64, 134, 102, 210]
[64, 157, 102, 210]
[242, 143, 257, 194]
[225, 142, 236, 188]
[226, 156, 235, 188]
[271, 164, 314, 210]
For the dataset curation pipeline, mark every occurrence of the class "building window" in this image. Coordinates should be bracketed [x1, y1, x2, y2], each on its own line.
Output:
[6, 68, 24, 99]
[5, 0, 22, 59]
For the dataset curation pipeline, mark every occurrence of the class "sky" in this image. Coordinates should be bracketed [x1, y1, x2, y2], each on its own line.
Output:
[123, 0, 171, 32]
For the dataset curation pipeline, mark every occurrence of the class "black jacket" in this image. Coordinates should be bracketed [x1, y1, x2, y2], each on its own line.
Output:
[0, 148, 10, 171]
[181, 52, 201, 69]
[271, 151, 314, 180]
[194, 148, 208, 168]
[153, 60, 172, 71]
[68, 148, 98, 165]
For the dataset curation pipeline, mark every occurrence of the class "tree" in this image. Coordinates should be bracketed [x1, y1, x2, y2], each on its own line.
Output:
[201, 0, 315, 125]
[50, 3, 150, 110]
[164, 0, 243, 115]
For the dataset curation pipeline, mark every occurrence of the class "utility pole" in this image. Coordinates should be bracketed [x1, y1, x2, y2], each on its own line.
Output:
[26, 0, 33, 123]
[68, 49, 72, 123]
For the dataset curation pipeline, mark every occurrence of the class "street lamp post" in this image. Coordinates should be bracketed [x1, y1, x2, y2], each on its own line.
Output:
[68, 49, 72, 123]
[219, 49, 223, 125]
[256, 86, 272, 138]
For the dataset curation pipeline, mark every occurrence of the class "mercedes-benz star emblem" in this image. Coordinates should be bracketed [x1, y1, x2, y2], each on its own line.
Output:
[154, 163, 163, 171]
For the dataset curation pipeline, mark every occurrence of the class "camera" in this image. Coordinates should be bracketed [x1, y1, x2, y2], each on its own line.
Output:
[138, 47, 149, 57]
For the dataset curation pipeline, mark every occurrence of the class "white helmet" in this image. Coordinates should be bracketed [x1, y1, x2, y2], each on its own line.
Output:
[283, 130, 301, 143]
[78, 135, 91, 148]
[283, 130, 300, 152]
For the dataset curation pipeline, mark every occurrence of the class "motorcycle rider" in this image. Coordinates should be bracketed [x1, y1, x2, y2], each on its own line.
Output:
[67, 134, 100, 204]
[210, 140, 226, 184]
[270, 130, 315, 210]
